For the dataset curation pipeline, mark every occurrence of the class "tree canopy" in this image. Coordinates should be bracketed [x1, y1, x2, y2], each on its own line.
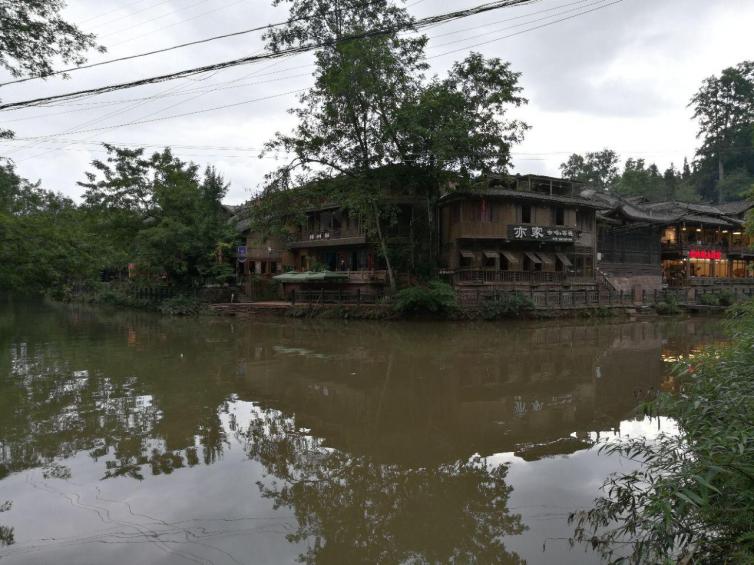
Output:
[690, 60, 754, 201]
[0, 0, 104, 138]
[261, 0, 528, 285]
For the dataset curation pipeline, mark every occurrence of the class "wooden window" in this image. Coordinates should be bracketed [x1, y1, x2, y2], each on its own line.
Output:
[577, 210, 592, 232]
[552, 206, 565, 226]
[450, 204, 461, 224]
[481, 200, 493, 222]
[520, 204, 532, 224]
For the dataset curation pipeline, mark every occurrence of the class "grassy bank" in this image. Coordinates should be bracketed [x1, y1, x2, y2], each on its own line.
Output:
[570, 301, 754, 563]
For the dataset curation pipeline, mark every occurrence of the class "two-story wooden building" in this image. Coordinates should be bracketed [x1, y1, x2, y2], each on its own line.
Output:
[438, 175, 601, 288]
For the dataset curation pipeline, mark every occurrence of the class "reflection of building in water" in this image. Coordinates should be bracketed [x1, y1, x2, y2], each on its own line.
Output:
[234, 320, 721, 463]
[0, 304, 724, 479]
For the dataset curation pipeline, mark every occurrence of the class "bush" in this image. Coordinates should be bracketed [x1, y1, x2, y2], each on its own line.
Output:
[158, 295, 202, 316]
[698, 292, 720, 306]
[392, 281, 457, 318]
[655, 294, 681, 315]
[570, 300, 754, 563]
[718, 290, 736, 307]
[479, 292, 534, 320]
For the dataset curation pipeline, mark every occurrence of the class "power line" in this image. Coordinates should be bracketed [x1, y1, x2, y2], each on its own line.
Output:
[0, 0, 389, 87]
[428, 0, 622, 59]
[0, 0, 537, 109]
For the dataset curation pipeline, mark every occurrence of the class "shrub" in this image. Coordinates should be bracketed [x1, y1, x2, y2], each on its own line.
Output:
[392, 281, 457, 318]
[698, 292, 720, 306]
[479, 292, 534, 320]
[157, 295, 202, 316]
[655, 294, 681, 315]
[718, 290, 736, 307]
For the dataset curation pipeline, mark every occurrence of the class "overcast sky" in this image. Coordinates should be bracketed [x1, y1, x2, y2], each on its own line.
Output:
[0, 0, 752, 204]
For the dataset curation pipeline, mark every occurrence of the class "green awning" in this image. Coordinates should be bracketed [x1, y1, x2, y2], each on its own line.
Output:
[272, 270, 349, 283]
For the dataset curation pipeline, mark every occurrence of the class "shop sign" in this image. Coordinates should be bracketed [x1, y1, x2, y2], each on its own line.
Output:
[508, 224, 577, 243]
[688, 249, 723, 260]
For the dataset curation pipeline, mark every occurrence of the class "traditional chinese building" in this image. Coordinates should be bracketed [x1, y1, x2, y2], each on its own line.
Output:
[586, 193, 754, 290]
[438, 175, 601, 288]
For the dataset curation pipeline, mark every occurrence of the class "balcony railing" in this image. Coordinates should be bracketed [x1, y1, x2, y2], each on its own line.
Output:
[453, 269, 574, 284]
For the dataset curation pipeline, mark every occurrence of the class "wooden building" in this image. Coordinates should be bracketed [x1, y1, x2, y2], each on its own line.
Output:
[438, 175, 600, 288]
[644, 201, 754, 286]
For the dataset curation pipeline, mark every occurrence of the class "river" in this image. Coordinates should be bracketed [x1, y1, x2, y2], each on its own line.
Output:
[0, 301, 725, 564]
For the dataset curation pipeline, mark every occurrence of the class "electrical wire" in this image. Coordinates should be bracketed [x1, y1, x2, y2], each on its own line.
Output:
[0, 0, 537, 109]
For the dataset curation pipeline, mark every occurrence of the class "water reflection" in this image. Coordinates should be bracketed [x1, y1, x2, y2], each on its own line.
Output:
[243, 408, 525, 564]
[0, 300, 724, 563]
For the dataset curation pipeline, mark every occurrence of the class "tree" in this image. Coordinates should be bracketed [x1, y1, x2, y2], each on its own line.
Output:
[261, 0, 527, 287]
[79, 146, 236, 287]
[690, 61, 754, 201]
[0, 0, 104, 138]
[0, 162, 99, 293]
[614, 157, 663, 199]
[559, 149, 619, 191]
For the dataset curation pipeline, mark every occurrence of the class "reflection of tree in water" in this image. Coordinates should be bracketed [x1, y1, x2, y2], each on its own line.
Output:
[0, 500, 12, 547]
[243, 409, 526, 564]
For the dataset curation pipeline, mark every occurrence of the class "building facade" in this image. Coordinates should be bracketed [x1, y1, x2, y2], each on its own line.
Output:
[438, 175, 600, 288]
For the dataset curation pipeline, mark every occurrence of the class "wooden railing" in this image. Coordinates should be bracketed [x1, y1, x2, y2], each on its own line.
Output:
[289, 289, 385, 305]
[454, 269, 570, 284]
[456, 286, 754, 308]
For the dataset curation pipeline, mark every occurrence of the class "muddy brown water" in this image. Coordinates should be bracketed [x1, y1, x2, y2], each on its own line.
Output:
[0, 301, 725, 564]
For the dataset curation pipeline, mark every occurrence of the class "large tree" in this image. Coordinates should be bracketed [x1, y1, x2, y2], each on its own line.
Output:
[690, 61, 754, 201]
[559, 149, 619, 192]
[0, 0, 104, 138]
[261, 0, 527, 288]
[79, 146, 236, 287]
[0, 162, 98, 293]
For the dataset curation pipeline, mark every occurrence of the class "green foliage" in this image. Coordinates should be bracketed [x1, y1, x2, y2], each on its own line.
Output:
[698, 292, 721, 306]
[718, 290, 736, 307]
[392, 281, 457, 317]
[559, 149, 619, 191]
[479, 293, 534, 320]
[260, 0, 528, 286]
[0, 0, 103, 138]
[570, 300, 754, 563]
[716, 166, 754, 202]
[690, 61, 754, 202]
[0, 162, 100, 293]
[655, 294, 682, 315]
[79, 146, 237, 289]
[157, 295, 202, 316]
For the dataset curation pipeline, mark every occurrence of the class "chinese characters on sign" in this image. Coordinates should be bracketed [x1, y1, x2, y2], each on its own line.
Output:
[507, 224, 577, 243]
[688, 249, 723, 260]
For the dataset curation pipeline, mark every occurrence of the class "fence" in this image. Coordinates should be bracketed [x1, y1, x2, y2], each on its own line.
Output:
[289, 289, 386, 305]
[456, 286, 754, 309]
